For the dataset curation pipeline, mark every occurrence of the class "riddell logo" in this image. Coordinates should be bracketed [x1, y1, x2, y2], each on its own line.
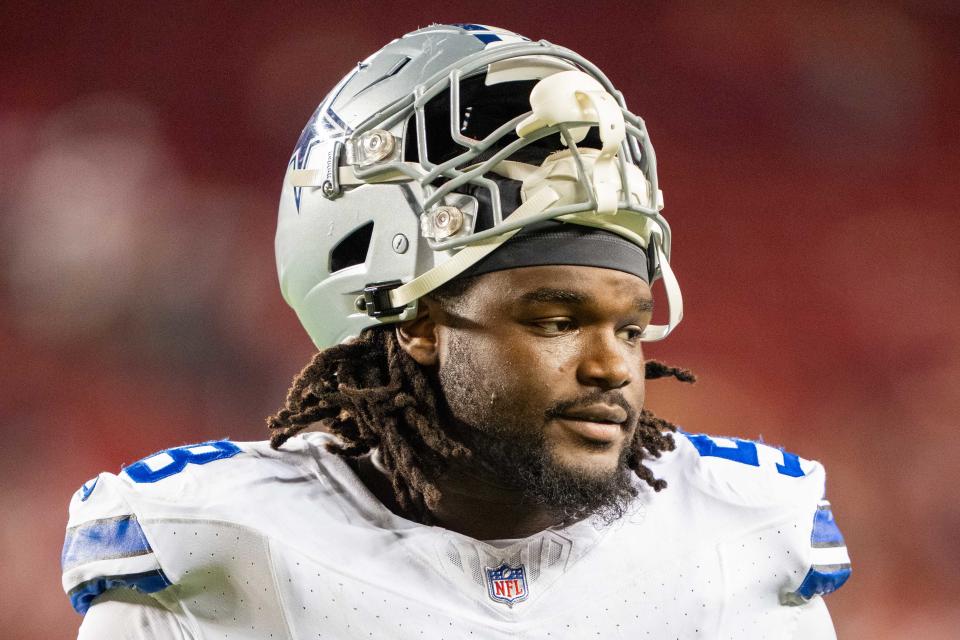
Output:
[485, 563, 528, 607]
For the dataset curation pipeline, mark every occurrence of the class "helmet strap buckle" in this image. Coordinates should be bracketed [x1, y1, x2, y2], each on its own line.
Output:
[359, 280, 406, 318]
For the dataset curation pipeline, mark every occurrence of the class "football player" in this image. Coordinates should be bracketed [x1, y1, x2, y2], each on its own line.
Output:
[62, 24, 850, 638]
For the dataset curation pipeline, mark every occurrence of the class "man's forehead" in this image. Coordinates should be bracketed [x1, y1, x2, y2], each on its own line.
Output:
[519, 286, 654, 312]
[478, 265, 653, 308]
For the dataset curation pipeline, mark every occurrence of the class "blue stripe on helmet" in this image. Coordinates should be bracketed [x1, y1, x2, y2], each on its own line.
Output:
[473, 33, 502, 44]
[450, 23, 502, 43]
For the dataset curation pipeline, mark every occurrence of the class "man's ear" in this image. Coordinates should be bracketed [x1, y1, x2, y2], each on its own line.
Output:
[395, 298, 441, 366]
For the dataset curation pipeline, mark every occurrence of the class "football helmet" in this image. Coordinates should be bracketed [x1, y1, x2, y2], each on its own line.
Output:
[276, 23, 682, 349]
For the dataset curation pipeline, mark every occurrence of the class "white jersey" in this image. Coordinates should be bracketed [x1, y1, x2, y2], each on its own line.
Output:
[61, 431, 850, 639]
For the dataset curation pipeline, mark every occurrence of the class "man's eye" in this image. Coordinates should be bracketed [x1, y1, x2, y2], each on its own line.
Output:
[536, 319, 575, 334]
[617, 325, 645, 342]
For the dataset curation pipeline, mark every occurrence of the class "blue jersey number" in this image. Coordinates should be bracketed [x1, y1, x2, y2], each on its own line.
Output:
[684, 433, 805, 477]
[125, 440, 241, 483]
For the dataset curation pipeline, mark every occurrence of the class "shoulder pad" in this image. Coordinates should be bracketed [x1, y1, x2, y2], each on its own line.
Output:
[61, 439, 258, 614]
[61, 471, 171, 614]
[675, 431, 825, 508]
[658, 432, 852, 605]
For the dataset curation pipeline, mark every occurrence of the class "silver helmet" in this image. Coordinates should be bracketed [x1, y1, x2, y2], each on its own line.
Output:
[276, 23, 682, 349]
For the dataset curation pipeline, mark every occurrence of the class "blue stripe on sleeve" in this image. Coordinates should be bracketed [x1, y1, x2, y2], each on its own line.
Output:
[811, 506, 846, 547]
[794, 564, 852, 600]
[61, 515, 153, 572]
[69, 569, 171, 614]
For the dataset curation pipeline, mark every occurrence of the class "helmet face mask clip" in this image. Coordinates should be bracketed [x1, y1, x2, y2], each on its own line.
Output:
[347, 129, 401, 167]
[277, 24, 682, 350]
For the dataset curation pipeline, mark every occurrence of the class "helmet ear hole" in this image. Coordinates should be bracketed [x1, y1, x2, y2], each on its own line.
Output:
[330, 221, 375, 273]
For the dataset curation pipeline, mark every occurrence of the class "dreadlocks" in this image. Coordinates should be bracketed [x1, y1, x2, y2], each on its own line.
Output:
[268, 320, 696, 523]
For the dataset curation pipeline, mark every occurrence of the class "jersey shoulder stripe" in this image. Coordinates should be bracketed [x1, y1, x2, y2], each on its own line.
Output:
[782, 499, 852, 604]
[811, 501, 846, 547]
[68, 569, 171, 615]
[62, 514, 153, 571]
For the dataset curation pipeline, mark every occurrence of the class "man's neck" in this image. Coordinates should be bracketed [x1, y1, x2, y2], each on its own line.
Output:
[354, 453, 563, 540]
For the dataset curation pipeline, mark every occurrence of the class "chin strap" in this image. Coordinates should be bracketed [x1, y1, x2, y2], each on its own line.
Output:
[389, 186, 561, 309]
[640, 237, 683, 342]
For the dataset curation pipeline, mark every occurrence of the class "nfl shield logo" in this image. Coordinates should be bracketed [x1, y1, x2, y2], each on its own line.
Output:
[485, 562, 529, 606]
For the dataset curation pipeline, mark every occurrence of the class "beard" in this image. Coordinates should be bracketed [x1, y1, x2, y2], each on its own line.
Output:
[437, 335, 639, 525]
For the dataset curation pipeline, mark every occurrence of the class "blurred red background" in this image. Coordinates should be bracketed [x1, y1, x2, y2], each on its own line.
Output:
[2, 1, 958, 637]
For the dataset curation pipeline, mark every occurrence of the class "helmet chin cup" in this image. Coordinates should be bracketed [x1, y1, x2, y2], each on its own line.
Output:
[276, 25, 682, 349]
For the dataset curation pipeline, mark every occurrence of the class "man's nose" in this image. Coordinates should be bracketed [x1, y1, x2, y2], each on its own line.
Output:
[575, 331, 635, 390]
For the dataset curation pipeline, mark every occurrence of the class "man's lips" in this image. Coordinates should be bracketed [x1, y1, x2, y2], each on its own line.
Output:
[555, 404, 629, 443]
[559, 404, 629, 424]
